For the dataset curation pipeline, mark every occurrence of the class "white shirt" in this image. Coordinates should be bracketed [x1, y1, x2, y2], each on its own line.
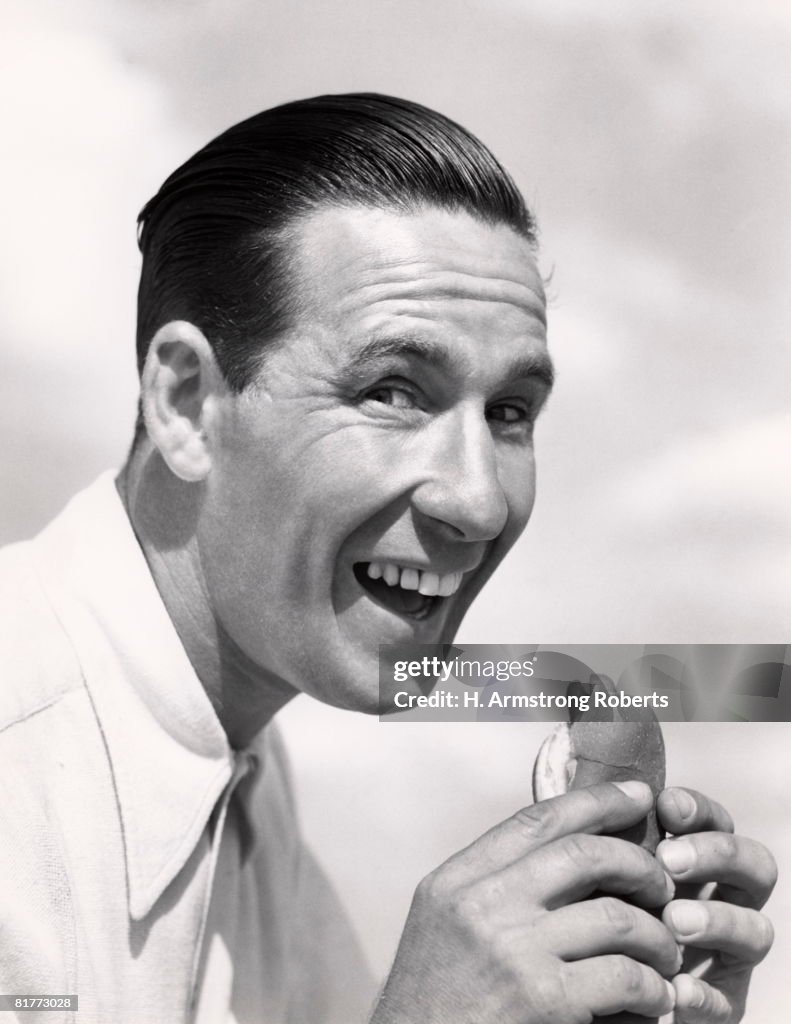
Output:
[0, 474, 375, 1023]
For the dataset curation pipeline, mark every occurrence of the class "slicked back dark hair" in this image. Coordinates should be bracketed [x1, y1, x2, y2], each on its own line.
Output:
[135, 92, 536, 401]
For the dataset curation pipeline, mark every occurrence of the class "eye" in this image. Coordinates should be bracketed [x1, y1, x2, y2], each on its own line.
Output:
[363, 384, 418, 409]
[487, 402, 528, 424]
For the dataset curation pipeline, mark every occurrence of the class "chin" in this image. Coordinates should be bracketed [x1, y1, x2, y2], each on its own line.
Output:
[303, 616, 468, 717]
[297, 651, 395, 716]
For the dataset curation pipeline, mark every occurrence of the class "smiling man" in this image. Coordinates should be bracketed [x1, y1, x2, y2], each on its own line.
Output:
[131, 202, 552, 738]
[0, 94, 775, 1023]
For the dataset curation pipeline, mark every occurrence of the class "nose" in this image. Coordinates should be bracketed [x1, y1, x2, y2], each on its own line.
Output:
[411, 406, 510, 542]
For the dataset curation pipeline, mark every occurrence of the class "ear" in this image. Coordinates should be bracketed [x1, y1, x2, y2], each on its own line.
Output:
[140, 321, 226, 482]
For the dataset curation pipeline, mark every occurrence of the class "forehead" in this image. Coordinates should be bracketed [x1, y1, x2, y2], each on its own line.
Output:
[286, 204, 547, 342]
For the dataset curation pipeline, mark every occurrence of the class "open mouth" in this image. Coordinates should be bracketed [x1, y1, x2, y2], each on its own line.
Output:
[353, 562, 463, 621]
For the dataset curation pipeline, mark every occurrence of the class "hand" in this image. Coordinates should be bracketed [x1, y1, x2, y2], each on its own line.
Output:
[656, 788, 777, 1023]
[372, 781, 679, 1024]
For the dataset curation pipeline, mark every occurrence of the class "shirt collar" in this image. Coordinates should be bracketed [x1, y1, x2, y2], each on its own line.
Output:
[32, 472, 258, 920]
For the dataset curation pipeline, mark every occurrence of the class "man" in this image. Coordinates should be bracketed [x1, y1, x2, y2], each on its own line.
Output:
[0, 94, 776, 1022]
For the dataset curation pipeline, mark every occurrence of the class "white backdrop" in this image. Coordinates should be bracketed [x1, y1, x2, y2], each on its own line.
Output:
[2, 1, 789, 1019]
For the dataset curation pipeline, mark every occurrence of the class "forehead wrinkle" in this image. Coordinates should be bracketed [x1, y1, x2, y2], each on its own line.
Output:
[343, 260, 545, 300]
[336, 271, 547, 330]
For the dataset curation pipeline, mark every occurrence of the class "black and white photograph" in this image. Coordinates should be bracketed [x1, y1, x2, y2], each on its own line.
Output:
[1, 2, 789, 1021]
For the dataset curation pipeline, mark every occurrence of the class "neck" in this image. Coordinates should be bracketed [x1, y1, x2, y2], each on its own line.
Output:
[117, 447, 297, 748]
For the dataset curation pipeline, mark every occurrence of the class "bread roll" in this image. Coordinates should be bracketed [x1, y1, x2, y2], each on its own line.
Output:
[532, 703, 665, 852]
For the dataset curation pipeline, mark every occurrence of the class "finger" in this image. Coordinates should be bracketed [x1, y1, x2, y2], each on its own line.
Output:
[657, 833, 778, 908]
[517, 833, 673, 910]
[664, 899, 775, 965]
[541, 897, 682, 977]
[564, 955, 675, 1019]
[656, 788, 734, 836]
[441, 781, 654, 884]
[672, 973, 737, 1024]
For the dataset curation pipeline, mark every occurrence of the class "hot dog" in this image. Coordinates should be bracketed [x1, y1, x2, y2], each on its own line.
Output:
[532, 711, 665, 851]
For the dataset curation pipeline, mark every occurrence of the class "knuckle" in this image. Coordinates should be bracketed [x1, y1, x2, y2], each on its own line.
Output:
[562, 833, 599, 871]
[712, 831, 739, 865]
[514, 801, 559, 841]
[613, 955, 644, 996]
[488, 922, 517, 965]
[418, 871, 495, 943]
[447, 883, 487, 932]
[530, 969, 578, 1022]
[599, 897, 635, 939]
[417, 868, 508, 951]
[445, 881, 474, 921]
[415, 866, 454, 909]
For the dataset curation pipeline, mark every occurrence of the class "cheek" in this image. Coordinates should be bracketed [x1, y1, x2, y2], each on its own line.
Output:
[500, 449, 537, 529]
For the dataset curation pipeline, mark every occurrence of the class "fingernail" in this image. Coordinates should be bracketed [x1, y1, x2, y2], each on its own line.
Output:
[669, 903, 707, 937]
[669, 788, 696, 820]
[612, 780, 649, 800]
[660, 840, 695, 874]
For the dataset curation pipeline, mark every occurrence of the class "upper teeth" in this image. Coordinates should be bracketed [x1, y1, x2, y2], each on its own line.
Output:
[366, 562, 463, 597]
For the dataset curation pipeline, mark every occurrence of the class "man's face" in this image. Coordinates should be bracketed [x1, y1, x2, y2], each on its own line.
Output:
[200, 205, 551, 711]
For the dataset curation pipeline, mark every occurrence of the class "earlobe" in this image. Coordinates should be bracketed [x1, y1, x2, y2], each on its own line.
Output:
[140, 321, 224, 482]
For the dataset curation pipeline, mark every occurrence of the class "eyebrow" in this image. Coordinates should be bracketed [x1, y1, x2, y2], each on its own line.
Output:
[343, 334, 555, 391]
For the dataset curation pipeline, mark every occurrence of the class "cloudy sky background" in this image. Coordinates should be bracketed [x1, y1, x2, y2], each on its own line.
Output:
[2, 1, 789, 1017]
